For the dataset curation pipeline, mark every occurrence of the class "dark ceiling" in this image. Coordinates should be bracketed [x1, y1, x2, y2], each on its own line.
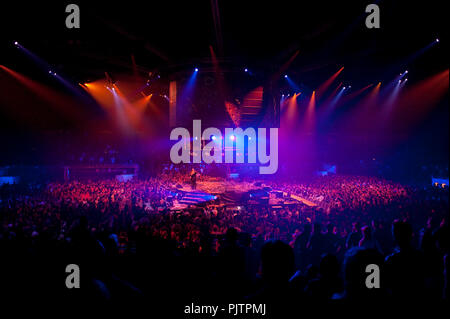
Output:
[0, 0, 447, 85]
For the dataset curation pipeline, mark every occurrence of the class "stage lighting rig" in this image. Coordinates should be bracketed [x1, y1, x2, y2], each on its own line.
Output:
[104, 72, 116, 88]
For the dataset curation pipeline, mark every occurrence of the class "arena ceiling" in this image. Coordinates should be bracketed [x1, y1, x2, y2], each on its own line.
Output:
[0, 1, 447, 85]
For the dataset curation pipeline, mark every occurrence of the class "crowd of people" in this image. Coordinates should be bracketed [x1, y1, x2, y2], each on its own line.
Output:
[0, 173, 448, 311]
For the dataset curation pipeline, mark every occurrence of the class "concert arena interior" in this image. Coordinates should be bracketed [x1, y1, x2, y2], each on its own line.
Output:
[0, 0, 448, 315]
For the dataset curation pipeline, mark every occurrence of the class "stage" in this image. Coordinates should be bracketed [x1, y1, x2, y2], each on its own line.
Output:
[170, 177, 317, 209]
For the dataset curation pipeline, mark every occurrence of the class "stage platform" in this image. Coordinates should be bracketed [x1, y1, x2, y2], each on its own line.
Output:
[170, 178, 317, 208]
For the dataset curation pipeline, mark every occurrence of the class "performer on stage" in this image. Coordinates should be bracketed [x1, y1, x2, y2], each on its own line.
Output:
[190, 168, 198, 190]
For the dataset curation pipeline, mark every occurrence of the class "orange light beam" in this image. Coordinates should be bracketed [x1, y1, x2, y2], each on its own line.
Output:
[302, 91, 316, 132]
[316, 67, 344, 98]
[272, 50, 300, 81]
[0, 65, 83, 120]
[340, 83, 374, 104]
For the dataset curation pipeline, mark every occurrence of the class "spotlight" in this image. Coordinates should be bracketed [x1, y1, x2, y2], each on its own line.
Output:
[230, 135, 236, 141]
[405, 78, 408, 81]
[14, 41, 18, 45]
[343, 86, 346, 90]
[53, 72, 57, 76]
[194, 68, 199, 72]
[284, 74, 288, 78]
[248, 137, 252, 140]
[212, 135, 216, 140]
[244, 68, 248, 72]
[49, 70, 52, 74]
[405, 70, 408, 74]
[436, 38, 439, 43]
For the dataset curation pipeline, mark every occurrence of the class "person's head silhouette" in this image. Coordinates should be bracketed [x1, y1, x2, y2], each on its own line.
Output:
[261, 240, 295, 284]
[392, 220, 412, 250]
